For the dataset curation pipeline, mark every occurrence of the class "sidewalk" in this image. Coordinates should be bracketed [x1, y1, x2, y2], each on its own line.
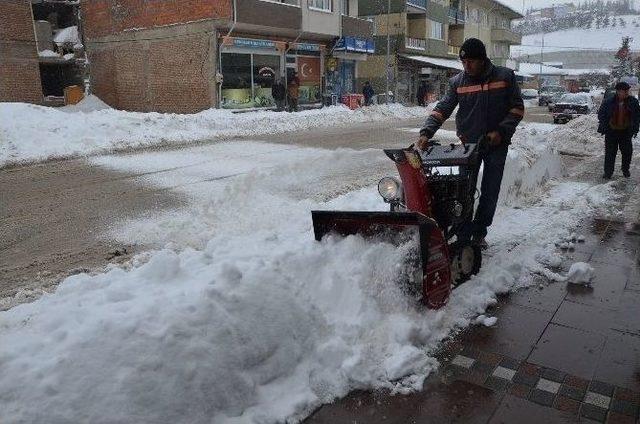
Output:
[305, 155, 640, 424]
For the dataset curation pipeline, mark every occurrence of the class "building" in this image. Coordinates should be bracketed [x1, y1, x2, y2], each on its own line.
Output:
[81, 1, 232, 113]
[1, 0, 85, 105]
[358, 0, 522, 105]
[219, 0, 373, 110]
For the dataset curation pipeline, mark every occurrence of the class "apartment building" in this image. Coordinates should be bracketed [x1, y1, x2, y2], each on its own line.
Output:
[448, 0, 522, 68]
[358, 0, 521, 105]
[220, 0, 373, 110]
[1, 0, 85, 105]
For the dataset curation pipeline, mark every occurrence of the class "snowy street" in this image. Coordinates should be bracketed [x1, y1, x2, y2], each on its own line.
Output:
[2, 99, 639, 423]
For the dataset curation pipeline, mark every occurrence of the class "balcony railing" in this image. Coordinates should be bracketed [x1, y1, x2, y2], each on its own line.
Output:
[491, 28, 522, 44]
[448, 8, 465, 24]
[448, 45, 460, 55]
[407, 0, 427, 10]
[405, 37, 427, 51]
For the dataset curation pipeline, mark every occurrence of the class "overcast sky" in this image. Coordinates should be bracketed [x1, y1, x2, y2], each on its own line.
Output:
[498, 0, 589, 14]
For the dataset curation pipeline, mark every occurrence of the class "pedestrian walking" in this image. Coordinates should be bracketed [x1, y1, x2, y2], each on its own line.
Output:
[287, 72, 300, 112]
[362, 81, 375, 106]
[597, 81, 640, 179]
[416, 38, 524, 248]
[271, 78, 286, 111]
[417, 81, 428, 107]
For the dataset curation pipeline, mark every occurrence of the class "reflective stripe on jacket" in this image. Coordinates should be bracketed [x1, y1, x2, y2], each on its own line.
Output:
[420, 61, 524, 145]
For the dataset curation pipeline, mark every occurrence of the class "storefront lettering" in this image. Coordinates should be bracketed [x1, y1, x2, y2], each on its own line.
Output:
[233, 38, 276, 49]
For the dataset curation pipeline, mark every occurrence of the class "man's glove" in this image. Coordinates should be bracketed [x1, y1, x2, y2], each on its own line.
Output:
[486, 131, 502, 147]
[416, 134, 430, 150]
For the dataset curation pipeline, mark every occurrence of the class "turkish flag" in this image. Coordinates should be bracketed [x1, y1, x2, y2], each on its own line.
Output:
[298, 57, 320, 84]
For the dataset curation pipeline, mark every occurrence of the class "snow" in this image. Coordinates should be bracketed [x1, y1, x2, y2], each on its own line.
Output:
[512, 16, 640, 56]
[63, 53, 75, 60]
[474, 315, 498, 326]
[0, 116, 617, 422]
[548, 114, 603, 156]
[566, 262, 595, 284]
[0, 101, 428, 168]
[53, 26, 80, 45]
[60, 94, 110, 113]
[38, 49, 60, 58]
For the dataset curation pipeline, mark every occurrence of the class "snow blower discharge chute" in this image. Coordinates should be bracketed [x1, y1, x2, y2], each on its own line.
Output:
[311, 141, 483, 309]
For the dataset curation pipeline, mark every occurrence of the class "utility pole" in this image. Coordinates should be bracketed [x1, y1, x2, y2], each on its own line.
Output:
[385, 0, 391, 104]
[539, 34, 544, 89]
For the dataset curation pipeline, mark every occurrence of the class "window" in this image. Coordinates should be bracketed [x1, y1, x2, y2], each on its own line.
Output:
[308, 0, 331, 12]
[259, 0, 300, 5]
[221, 53, 281, 109]
[341, 0, 349, 15]
[429, 20, 444, 40]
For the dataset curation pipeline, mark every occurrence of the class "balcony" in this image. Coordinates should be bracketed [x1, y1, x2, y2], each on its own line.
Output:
[448, 45, 460, 56]
[407, 0, 427, 11]
[491, 28, 522, 45]
[405, 37, 427, 51]
[342, 15, 374, 38]
[448, 8, 465, 25]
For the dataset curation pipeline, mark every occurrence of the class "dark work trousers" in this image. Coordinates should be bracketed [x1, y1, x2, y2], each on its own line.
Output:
[460, 143, 509, 241]
[604, 130, 633, 177]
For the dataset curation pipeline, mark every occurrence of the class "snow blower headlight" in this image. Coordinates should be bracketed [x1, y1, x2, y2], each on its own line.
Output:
[378, 177, 401, 202]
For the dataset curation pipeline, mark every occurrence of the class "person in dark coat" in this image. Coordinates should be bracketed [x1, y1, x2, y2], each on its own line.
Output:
[362, 81, 375, 106]
[417, 81, 428, 106]
[597, 81, 640, 178]
[271, 78, 286, 111]
[417, 38, 524, 247]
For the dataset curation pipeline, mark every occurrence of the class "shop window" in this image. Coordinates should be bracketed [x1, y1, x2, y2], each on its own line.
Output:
[221, 53, 252, 109]
[253, 54, 280, 107]
[221, 53, 281, 109]
[308, 0, 332, 12]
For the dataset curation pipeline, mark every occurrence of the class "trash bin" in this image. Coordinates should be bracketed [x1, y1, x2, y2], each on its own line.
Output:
[340, 94, 364, 110]
[64, 85, 84, 105]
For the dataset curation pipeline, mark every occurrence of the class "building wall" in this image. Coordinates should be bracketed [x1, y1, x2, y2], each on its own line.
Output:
[86, 21, 218, 113]
[236, 0, 301, 30]
[302, 4, 340, 37]
[82, 0, 232, 38]
[0, 0, 43, 104]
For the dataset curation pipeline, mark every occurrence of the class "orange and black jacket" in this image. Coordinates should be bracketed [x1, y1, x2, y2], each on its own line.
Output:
[420, 61, 525, 145]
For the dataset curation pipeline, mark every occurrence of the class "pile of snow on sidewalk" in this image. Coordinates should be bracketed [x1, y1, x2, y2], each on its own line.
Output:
[0, 97, 427, 167]
[0, 123, 616, 423]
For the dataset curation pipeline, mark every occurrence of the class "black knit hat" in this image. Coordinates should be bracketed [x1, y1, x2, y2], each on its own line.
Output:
[615, 81, 631, 90]
[459, 38, 487, 60]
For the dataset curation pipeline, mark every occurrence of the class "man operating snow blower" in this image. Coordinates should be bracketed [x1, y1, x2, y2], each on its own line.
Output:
[416, 38, 524, 249]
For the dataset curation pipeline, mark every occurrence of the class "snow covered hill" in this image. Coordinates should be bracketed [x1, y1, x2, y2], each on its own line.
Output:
[512, 14, 640, 57]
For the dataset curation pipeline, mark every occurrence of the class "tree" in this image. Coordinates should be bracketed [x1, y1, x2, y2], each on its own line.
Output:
[612, 36, 635, 82]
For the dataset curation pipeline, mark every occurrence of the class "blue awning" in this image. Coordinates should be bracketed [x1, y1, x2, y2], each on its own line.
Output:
[334, 37, 375, 54]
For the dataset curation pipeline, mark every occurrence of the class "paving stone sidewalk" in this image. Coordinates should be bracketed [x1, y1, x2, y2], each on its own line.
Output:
[305, 155, 640, 424]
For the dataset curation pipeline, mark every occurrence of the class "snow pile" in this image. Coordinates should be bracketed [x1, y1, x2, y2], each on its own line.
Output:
[474, 315, 498, 327]
[53, 26, 80, 45]
[60, 95, 111, 113]
[566, 262, 595, 285]
[548, 114, 603, 156]
[0, 102, 428, 167]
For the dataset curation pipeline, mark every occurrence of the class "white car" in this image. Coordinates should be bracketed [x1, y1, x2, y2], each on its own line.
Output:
[521, 88, 539, 99]
[552, 93, 594, 124]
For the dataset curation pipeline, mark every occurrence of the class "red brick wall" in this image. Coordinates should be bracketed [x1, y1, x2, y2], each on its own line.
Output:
[0, 0, 43, 103]
[88, 32, 215, 113]
[82, 0, 232, 39]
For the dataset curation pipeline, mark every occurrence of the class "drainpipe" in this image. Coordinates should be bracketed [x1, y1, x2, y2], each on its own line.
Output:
[218, 0, 237, 108]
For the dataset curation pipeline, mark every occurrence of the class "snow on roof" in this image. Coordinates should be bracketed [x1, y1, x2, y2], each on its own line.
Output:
[519, 62, 568, 75]
[53, 26, 80, 45]
[400, 55, 463, 71]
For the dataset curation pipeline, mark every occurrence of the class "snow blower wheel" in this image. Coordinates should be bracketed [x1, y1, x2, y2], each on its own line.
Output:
[450, 241, 482, 286]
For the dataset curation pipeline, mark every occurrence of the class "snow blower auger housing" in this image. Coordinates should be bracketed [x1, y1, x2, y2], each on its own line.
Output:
[311, 141, 483, 309]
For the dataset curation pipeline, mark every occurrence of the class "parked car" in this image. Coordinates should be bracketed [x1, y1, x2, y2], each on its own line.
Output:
[552, 93, 594, 124]
[539, 85, 566, 106]
[546, 92, 565, 111]
[521, 88, 539, 99]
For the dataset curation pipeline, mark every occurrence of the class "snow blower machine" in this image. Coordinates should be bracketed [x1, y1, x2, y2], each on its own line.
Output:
[311, 140, 484, 309]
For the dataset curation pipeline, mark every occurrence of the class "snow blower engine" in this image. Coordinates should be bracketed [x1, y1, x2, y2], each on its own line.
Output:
[311, 140, 484, 309]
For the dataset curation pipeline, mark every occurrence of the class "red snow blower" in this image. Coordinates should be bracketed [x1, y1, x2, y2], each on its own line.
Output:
[311, 140, 484, 309]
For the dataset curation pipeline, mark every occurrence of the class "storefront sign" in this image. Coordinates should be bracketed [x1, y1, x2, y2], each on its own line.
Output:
[294, 43, 321, 52]
[334, 37, 375, 54]
[232, 38, 276, 50]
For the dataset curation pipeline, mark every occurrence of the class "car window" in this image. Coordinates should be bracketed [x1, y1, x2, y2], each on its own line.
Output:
[559, 94, 589, 104]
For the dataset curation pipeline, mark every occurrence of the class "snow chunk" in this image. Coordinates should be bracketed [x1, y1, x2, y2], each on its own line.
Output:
[38, 49, 60, 58]
[566, 262, 595, 285]
[53, 26, 80, 45]
[474, 315, 498, 327]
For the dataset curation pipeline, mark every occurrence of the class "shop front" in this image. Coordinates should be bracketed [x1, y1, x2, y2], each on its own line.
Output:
[398, 55, 462, 105]
[326, 36, 374, 101]
[219, 37, 325, 110]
